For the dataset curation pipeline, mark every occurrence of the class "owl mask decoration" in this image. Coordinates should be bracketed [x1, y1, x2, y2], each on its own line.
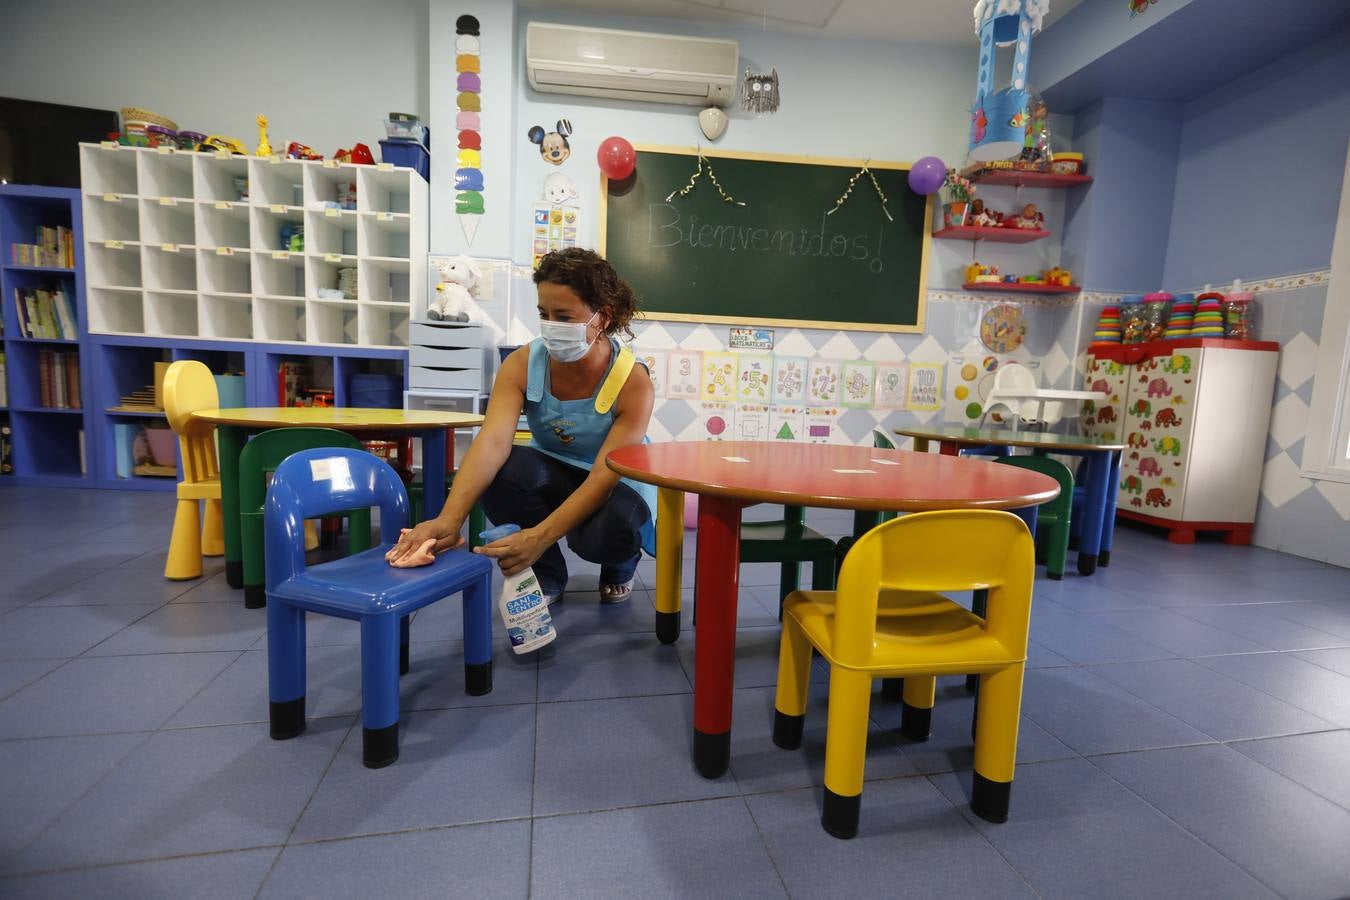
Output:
[527, 119, 573, 165]
[741, 68, 780, 114]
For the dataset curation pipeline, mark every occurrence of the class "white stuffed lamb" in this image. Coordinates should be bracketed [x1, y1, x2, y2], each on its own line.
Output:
[428, 256, 480, 322]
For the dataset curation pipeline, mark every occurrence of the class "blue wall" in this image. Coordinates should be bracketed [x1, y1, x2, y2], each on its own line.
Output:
[1063, 97, 1182, 292]
[1162, 24, 1350, 287]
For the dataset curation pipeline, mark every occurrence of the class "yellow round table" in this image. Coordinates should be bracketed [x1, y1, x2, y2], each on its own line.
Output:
[193, 407, 484, 590]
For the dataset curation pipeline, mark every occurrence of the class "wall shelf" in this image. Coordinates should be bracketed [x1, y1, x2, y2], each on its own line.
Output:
[962, 282, 1081, 294]
[962, 168, 1094, 189]
[934, 226, 1050, 243]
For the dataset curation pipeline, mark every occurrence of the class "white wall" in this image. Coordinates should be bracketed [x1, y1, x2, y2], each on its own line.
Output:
[509, 11, 965, 266]
[0, 0, 428, 159]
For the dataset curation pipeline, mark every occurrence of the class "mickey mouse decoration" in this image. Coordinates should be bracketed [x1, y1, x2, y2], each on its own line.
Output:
[527, 119, 573, 165]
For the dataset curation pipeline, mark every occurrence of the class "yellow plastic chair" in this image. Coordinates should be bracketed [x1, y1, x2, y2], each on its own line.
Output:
[772, 510, 1035, 838]
[162, 361, 225, 580]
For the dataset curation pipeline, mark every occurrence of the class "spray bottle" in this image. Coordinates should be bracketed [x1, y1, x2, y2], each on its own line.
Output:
[479, 524, 557, 654]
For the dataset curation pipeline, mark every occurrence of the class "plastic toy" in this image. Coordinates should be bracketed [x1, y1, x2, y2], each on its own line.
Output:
[1008, 203, 1044, 229]
[1043, 266, 1072, 286]
[968, 198, 1002, 227]
[255, 114, 272, 157]
[201, 135, 247, 155]
[429, 256, 482, 322]
[286, 142, 323, 161]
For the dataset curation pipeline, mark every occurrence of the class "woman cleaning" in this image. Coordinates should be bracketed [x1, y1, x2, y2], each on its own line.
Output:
[386, 248, 656, 604]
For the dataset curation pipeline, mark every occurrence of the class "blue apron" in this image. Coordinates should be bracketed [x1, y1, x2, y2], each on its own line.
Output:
[524, 336, 658, 556]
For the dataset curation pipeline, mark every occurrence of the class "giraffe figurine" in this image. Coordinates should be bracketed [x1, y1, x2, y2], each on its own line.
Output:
[255, 114, 272, 157]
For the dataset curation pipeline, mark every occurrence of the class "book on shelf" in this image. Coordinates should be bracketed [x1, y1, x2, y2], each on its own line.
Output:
[0, 422, 12, 474]
[13, 285, 77, 339]
[37, 349, 80, 409]
[0, 352, 7, 407]
[10, 225, 75, 268]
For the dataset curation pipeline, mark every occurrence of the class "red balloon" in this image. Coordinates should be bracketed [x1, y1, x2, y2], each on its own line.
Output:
[597, 136, 636, 180]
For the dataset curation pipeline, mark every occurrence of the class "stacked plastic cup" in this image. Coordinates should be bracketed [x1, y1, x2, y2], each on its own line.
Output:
[1164, 293, 1195, 339]
[1191, 291, 1226, 337]
[1091, 305, 1122, 346]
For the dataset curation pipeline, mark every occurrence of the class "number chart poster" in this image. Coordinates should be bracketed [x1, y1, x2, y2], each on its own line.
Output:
[907, 362, 943, 411]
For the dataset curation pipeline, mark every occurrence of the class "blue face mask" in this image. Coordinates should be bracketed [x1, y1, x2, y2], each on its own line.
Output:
[539, 311, 599, 362]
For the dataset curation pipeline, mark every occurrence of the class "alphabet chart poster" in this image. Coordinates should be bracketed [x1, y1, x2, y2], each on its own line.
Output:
[840, 360, 876, 409]
[908, 362, 943, 411]
[807, 359, 841, 406]
[702, 352, 737, 402]
[770, 405, 806, 441]
[875, 363, 909, 409]
[699, 401, 736, 441]
[736, 353, 773, 403]
[772, 356, 806, 404]
[736, 403, 771, 440]
[666, 351, 701, 399]
[637, 350, 667, 399]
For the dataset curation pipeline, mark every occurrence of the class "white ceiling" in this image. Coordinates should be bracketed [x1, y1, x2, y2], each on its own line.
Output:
[518, 0, 1083, 45]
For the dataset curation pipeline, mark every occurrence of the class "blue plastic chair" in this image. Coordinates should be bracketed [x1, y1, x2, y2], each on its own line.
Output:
[265, 448, 495, 768]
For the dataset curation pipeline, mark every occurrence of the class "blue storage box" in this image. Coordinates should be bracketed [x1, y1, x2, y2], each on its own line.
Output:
[379, 140, 429, 182]
[348, 373, 403, 409]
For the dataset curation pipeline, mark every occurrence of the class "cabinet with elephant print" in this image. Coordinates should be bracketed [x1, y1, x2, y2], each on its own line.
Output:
[1081, 339, 1279, 544]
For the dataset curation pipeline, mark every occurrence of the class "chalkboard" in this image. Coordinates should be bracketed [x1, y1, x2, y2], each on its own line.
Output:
[599, 146, 931, 333]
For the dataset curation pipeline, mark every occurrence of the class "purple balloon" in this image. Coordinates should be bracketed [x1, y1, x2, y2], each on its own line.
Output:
[908, 156, 946, 195]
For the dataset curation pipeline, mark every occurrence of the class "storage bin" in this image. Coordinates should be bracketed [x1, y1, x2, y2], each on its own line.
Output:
[214, 374, 246, 408]
[348, 373, 403, 409]
[379, 140, 429, 182]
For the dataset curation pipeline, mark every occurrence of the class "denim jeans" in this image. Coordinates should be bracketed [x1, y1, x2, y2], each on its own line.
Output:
[479, 445, 649, 596]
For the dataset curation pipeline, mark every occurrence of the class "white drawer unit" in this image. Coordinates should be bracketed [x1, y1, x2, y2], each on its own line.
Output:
[409, 321, 489, 393]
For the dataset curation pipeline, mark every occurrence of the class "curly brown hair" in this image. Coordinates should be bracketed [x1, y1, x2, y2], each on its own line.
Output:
[533, 248, 641, 340]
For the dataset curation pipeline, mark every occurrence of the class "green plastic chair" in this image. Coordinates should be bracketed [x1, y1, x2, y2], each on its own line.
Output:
[740, 505, 836, 618]
[240, 428, 373, 610]
[994, 455, 1074, 581]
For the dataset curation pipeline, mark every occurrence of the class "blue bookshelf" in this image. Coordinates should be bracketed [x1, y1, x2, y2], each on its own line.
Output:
[0, 185, 93, 486]
[88, 334, 408, 491]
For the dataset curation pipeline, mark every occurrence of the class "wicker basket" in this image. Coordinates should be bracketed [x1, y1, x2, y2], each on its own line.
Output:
[120, 107, 178, 131]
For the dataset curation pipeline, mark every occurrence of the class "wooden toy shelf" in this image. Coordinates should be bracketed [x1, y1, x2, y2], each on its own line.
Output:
[962, 282, 1080, 295]
[933, 226, 1050, 244]
[961, 168, 1094, 189]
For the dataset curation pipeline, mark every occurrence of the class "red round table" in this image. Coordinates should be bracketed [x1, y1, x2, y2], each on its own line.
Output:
[606, 441, 1059, 778]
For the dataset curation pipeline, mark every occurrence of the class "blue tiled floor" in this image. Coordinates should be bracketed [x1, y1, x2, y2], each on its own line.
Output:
[0, 486, 1347, 898]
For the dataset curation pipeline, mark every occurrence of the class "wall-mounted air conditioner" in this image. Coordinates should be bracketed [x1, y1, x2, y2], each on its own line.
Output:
[526, 21, 739, 108]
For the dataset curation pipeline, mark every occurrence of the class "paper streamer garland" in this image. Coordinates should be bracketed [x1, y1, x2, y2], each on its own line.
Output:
[826, 162, 893, 222]
[665, 152, 746, 206]
[454, 15, 484, 246]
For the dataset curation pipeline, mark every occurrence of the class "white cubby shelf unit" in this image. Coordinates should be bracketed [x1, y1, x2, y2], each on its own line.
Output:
[79, 144, 427, 348]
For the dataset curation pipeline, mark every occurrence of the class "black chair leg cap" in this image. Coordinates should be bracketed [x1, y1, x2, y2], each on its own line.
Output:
[1098, 550, 1111, 567]
[822, 788, 860, 840]
[772, 710, 804, 750]
[1077, 553, 1098, 577]
[971, 771, 1011, 823]
[225, 560, 243, 589]
[1048, 571, 1063, 581]
[269, 697, 306, 740]
[880, 678, 904, 701]
[694, 729, 730, 779]
[655, 611, 680, 645]
[1067, 536, 1080, 552]
[900, 702, 932, 742]
[465, 661, 493, 696]
[244, 585, 267, 609]
[363, 723, 399, 769]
